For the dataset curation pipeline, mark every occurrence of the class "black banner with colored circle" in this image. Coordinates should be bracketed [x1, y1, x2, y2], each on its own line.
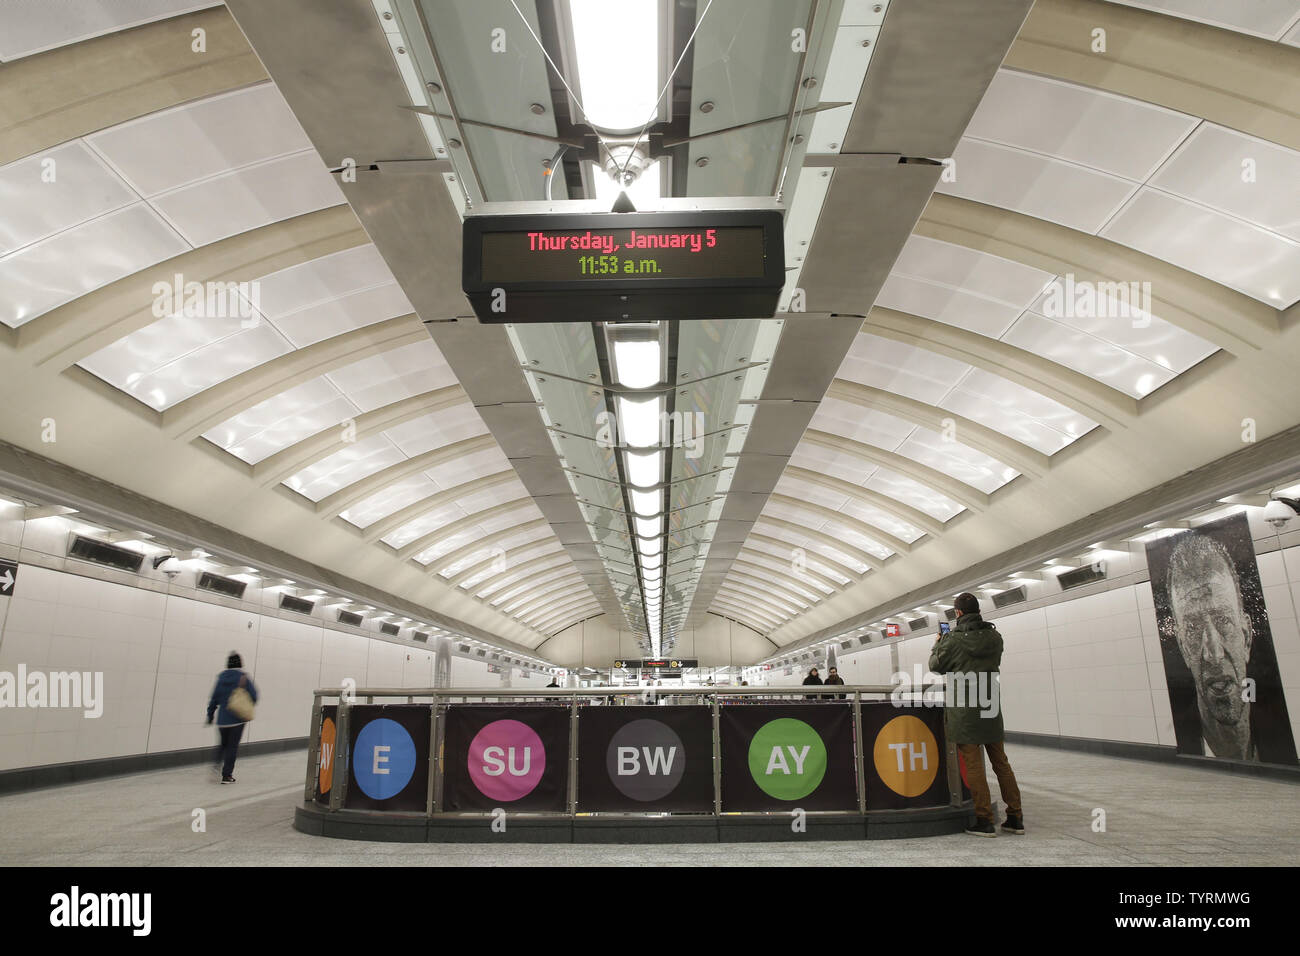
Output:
[577, 706, 714, 812]
[314, 704, 337, 806]
[442, 706, 570, 812]
[860, 702, 952, 809]
[720, 704, 857, 812]
[344, 705, 431, 812]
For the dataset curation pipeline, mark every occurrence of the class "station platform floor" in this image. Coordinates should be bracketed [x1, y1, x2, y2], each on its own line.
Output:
[2, 744, 1296, 866]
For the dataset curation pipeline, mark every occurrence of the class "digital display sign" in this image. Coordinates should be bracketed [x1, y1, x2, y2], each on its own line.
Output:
[462, 209, 784, 323]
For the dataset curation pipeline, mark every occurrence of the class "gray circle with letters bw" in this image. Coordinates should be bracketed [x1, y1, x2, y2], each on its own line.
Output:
[606, 719, 685, 801]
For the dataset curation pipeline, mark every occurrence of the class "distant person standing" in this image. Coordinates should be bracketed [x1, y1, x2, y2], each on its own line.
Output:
[824, 666, 846, 700]
[802, 667, 823, 700]
[206, 652, 258, 784]
[928, 593, 1023, 837]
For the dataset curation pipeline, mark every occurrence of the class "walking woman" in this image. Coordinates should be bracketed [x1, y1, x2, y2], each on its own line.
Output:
[206, 652, 259, 783]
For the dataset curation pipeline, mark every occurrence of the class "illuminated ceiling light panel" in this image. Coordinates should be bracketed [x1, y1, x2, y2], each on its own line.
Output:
[624, 450, 662, 488]
[612, 337, 662, 389]
[617, 395, 662, 447]
[636, 535, 662, 556]
[569, 0, 659, 132]
[635, 516, 662, 539]
[630, 488, 659, 516]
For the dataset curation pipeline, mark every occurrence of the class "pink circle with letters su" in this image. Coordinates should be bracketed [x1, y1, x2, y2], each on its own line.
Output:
[467, 719, 546, 801]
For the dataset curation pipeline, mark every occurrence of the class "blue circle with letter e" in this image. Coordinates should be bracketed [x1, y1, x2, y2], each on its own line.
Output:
[353, 718, 416, 800]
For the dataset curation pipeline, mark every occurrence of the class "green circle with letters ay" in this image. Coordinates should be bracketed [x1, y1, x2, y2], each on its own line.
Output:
[747, 718, 827, 801]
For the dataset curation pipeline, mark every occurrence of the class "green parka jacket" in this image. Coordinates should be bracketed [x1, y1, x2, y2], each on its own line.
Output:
[927, 612, 1005, 745]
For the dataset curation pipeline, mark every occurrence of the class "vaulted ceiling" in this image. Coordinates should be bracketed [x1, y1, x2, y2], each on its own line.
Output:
[0, 0, 1297, 661]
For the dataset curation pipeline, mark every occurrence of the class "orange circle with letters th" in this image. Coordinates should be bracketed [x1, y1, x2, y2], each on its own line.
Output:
[872, 715, 939, 798]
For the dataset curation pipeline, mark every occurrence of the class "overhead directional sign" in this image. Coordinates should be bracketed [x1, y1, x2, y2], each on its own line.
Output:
[462, 210, 784, 322]
[0, 559, 15, 596]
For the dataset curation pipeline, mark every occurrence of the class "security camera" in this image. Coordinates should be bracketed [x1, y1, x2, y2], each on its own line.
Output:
[153, 555, 183, 578]
[1262, 497, 1300, 532]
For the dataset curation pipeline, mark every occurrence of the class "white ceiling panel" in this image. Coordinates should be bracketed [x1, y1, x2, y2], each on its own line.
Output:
[435, 524, 555, 577]
[752, 519, 872, 574]
[811, 399, 915, 450]
[1286, 18, 1300, 44]
[938, 137, 1139, 235]
[1002, 312, 1177, 398]
[891, 234, 1056, 303]
[0, 0, 220, 61]
[876, 272, 1026, 338]
[0, 142, 137, 254]
[85, 84, 313, 197]
[252, 245, 394, 315]
[202, 376, 356, 464]
[895, 428, 1018, 494]
[457, 541, 563, 591]
[80, 317, 292, 411]
[1148, 124, 1300, 241]
[1101, 188, 1300, 308]
[863, 466, 965, 521]
[424, 447, 513, 490]
[149, 150, 344, 248]
[1103, 0, 1300, 39]
[452, 479, 530, 516]
[325, 340, 456, 411]
[940, 369, 1098, 454]
[382, 503, 476, 550]
[743, 538, 851, 586]
[268, 283, 413, 349]
[283, 434, 405, 502]
[0, 203, 188, 328]
[837, 334, 972, 405]
[340, 474, 440, 529]
[1025, 288, 1217, 373]
[381, 407, 488, 457]
[966, 70, 1198, 181]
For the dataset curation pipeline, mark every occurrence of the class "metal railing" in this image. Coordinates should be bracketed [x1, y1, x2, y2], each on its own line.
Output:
[303, 684, 961, 817]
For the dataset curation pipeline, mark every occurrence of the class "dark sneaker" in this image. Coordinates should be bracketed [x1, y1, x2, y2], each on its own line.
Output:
[221, 776, 236, 784]
[964, 819, 996, 837]
[1002, 815, 1025, 835]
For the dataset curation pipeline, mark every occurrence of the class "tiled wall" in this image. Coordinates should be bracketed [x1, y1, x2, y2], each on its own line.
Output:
[0, 563, 551, 772]
[748, 521, 1300, 756]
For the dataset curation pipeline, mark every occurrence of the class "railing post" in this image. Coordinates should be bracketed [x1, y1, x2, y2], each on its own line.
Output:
[853, 691, 866, 814]
[567, 692, 580, 815]
[711, 693, 722, 817]
[330, 699, 352, 811]
[303, 694, 324, 803]
[426, 698, 438, 817]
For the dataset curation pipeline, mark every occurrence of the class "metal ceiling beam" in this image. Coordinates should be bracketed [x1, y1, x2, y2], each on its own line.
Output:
[358, 470, 518, 544]
[780, 465, 947, 537]
[917, 194, 1280, 356]
[801, 429, 990, 513]
[394, 497, 535, 562]
[315, 434, 498, 519]
[253, 386, 469, 488]
[162, 315, 427, 442]
[827, 379, 1051, 478]
[20, 205, 366, 370]
[863, 309, 1139, 431]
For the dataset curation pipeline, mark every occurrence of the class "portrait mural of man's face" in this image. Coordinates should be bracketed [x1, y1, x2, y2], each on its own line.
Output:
[1146, 512, 1297, 766]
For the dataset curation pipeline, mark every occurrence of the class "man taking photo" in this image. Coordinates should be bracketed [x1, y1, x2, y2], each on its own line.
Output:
[928, 592, 1024, 837]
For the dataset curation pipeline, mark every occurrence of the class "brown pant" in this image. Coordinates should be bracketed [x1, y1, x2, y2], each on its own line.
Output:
[957, 741, 1022, 822]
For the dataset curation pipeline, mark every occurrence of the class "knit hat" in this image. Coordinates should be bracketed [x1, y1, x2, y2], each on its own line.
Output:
[227, 652, 242, 669]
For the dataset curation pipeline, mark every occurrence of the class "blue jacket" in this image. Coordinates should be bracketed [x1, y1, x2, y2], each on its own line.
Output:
[207, 669, 259, 727]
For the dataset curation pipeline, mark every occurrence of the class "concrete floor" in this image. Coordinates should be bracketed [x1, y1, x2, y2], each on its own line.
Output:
[1, 744, 1295, 866]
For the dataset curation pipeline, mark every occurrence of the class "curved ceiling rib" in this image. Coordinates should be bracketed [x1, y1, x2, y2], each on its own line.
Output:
[393, 497, 535, 562]
[253, 386, 468, 487]
[357, 470, 516, 543]
[445, 539, 561, 589]
[753, 516, 884, 573]
[724, 568, 826, 607]
[861, 310, 1139, 430]
[467, 549, 571, 596]
[781, 465, 946, 537]
[162, 315, 426, 442]
[801, 431, 990, 512]
[534, 605, 603, 636]
[315, 434, 497, 518]
[1007, 0, 1300, 151]
[712, 600, 781, 633]
[744, 532, 864, 585]
[424, 518, 553, 576]
[0, 7, 263, 165]
[509, 585, 593, 621]
[486, 568, 583, 608]
[716, 583, 805, 619]
[767, 493, 914, 555]
[916, 194, 1279, 355]
[825, 379, 1050, 477]
[731, 554, 842, 594]
[528, 596, 602, 632]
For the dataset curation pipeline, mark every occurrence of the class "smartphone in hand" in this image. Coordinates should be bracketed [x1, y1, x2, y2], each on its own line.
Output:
[938, 621, 950, 636]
